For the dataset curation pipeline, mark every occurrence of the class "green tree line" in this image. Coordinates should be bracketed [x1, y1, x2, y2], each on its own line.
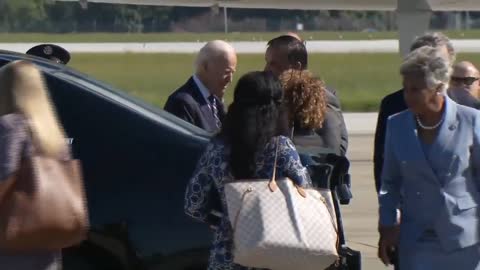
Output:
[0, 0, 478, 33]
[0, 0, 174, 32]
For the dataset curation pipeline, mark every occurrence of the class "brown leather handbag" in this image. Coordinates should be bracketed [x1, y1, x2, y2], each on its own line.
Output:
[0, 150, 89, 251]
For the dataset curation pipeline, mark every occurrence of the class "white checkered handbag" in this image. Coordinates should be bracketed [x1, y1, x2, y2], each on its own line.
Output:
[224, 139, 339, 270]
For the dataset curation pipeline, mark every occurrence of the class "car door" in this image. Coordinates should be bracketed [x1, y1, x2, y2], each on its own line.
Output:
[0, 57, 213, 269]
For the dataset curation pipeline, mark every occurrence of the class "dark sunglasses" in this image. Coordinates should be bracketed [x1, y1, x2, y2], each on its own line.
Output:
[451, 76, 480, 86]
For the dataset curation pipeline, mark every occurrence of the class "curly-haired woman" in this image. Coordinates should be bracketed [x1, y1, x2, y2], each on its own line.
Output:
[280, 69, 340, 154]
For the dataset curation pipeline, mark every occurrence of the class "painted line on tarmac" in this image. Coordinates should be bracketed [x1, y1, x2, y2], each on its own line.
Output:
[2, 39, 480, 53]
[347, 240, 378, 249]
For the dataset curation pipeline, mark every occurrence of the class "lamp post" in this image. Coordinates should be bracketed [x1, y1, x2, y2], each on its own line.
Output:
[224, 7, 228, 33]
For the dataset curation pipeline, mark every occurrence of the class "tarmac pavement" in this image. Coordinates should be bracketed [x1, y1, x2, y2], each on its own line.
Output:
[338, 112, 394, 269]
[340, 133, 393, 270]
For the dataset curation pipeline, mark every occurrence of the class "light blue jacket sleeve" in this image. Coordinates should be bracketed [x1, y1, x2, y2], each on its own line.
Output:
[378, 119, 402, 226]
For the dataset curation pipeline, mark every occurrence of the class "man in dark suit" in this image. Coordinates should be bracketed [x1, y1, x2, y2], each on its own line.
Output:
[373, 32, 456, 270]
[265, 35, 348, 156]
[373, 32, 456, 193]
[448, 61, 480, 109]
[164, 40, 237, 133]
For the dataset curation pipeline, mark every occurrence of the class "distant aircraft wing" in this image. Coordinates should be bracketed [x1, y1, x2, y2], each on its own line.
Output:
[55, 0, 480, 55]
[55, 0, 480, 11]
[57, 0, 397, 10]
[58, 0, 213, 7]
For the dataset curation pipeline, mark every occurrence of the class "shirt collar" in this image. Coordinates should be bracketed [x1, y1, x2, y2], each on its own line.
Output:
[192, 74, 212, 103]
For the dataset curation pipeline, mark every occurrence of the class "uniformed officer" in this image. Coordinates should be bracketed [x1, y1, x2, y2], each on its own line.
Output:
[26, 44, 71, 65]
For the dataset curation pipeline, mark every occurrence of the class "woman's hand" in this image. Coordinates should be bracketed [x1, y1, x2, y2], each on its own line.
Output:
[378, 225, 400, 266]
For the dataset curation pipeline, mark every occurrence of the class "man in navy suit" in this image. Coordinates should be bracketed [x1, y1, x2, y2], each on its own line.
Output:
[164, 40, 237, 133]
[373, 32, 456, 193]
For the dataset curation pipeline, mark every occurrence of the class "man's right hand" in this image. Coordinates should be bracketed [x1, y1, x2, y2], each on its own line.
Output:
[378, 225, 400, 266]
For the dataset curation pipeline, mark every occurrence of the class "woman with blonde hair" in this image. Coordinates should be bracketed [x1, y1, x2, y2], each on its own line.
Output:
[0, 60, 70, 269]
[280, 69, 340, 154]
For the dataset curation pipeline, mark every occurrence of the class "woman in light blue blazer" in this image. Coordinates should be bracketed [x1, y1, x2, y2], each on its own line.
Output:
[378, 46, 480, 269]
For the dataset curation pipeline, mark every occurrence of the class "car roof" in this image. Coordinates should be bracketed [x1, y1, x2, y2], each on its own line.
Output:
[0, 49, 211, 142]
[0, 49, 65, 70]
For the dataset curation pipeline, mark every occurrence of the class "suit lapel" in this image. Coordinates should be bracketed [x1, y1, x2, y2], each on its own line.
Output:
[428, 96, 459, 184]
[431, 96, 457, 152]
[188, 77, 217, 131]
[404, 96, 459, 186]
[403, 110, 439, 183]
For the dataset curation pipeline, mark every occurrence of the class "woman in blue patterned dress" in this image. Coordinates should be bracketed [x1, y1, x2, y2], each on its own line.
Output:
[184, 71, 312, 270]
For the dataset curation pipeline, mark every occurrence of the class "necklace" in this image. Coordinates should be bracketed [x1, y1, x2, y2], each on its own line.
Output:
[416, 115, 444, 130]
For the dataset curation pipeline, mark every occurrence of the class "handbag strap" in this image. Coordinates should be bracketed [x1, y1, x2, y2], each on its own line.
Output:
[25, 112, 70, 160]
[267, 137, 280, 192]
[268, 137, 306, 197]
[268, 137, 337, 239]
[272, 137, 280, 180]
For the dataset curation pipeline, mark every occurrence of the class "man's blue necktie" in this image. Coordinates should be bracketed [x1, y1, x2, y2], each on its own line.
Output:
[208, 95, 221, 129]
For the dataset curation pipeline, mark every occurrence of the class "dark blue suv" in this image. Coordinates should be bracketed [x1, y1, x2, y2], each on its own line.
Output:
[0, 50, 359, 270]
[0, 50, 213, 270]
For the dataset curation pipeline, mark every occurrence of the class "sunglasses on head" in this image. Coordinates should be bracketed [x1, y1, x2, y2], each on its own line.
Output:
[451, 76, 480, 86]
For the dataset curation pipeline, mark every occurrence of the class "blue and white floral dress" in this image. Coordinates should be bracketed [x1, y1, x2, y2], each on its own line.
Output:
[184, 135, 311, 270]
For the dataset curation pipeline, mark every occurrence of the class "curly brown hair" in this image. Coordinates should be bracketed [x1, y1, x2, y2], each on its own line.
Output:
[280, 69, 327, 130]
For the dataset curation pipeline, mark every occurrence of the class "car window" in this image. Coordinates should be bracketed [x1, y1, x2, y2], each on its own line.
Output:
[42, 71, 211, 257]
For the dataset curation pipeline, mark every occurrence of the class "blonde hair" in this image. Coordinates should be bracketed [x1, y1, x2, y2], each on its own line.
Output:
[0, 60, 67, 157]
[280, 69, 327, 130]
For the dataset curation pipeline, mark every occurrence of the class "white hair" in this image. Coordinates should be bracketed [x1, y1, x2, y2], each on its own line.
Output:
[194, 40, 236, 73]
[400, 46, 452, 93]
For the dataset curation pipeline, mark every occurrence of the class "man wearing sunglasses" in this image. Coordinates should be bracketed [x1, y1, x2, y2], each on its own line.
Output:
[448, 61, 480, 109]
